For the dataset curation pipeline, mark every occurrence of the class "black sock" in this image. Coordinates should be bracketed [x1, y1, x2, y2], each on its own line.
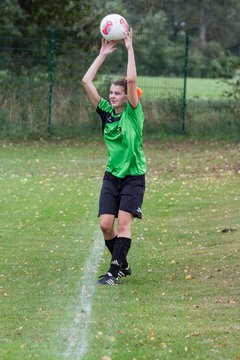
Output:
[105, 236, 117, 254]
[109, 237, 131, 278]
[105, 236, 129, 269]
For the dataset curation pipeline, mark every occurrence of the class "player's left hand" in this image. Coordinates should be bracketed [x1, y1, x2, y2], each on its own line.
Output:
[124, 28, 133, 50]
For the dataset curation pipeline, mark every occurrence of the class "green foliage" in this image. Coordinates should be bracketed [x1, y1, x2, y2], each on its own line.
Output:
[188, 39, 237, 78]
[134, 11, 172, 76]
[1, 0, 240, 79]
[223, 78, 240, 119]
[142, 97, 183, 135]
[222, 57, 240, 118]
[186, 98, 240, 140]
[0, 72, 239, 140]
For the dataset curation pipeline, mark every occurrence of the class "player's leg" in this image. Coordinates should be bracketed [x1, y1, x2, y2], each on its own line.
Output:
[98, 174, 144, 285]
[117, 210, 133, 238]
[107, 210, 133, 278]
[117, 210, 133, 275]
[99, 214, 117, 254]
[98, 172, 119, 256]
[114, 175, 145, 278]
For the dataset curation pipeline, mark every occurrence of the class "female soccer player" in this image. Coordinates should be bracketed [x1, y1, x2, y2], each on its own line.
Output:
[82, 29, 146, 285]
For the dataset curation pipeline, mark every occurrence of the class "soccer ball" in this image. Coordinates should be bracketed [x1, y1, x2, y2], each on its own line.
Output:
[100, 14, 129, 41]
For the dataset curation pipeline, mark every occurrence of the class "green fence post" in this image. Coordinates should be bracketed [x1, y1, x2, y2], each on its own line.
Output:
[182, 33, 189, 133]
[48, 27, 55, 138]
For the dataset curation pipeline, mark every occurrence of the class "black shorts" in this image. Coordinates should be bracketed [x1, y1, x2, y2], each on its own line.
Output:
[98, 171, 145, 219]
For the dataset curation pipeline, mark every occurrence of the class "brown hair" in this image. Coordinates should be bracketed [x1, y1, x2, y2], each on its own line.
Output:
[111, 79, 127, 94]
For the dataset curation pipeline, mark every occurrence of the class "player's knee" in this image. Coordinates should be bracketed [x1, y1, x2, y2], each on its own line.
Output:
[117, 219, 131, 234]
[99, 218, 113, 234]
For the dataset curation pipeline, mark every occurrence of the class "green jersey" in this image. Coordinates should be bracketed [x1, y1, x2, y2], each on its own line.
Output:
[96, 98, 146, 178]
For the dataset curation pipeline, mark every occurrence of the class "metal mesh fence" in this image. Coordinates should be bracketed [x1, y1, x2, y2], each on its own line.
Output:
[0, 26, 188, 139]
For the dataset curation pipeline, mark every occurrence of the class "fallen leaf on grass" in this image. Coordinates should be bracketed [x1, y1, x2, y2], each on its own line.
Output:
[31, 335, 44, 342]
[193, 304, 200, 309]
[227, 298, 236, 305]
[147, 268, 154, 273]
[159, 342, 167, 348]
[185, 332, 200, 338]
[221, 228, 237, 233]
[203, 275, 213, 280]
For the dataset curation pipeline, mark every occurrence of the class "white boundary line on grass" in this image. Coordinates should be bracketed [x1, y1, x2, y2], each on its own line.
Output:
[64, 229, 104, 360]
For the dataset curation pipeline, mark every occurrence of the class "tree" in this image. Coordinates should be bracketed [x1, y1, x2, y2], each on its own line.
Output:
[0, 0, 239, 78]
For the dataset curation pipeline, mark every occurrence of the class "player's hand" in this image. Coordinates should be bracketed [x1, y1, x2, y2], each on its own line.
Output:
[124, 28, 133, 50]
[100, 38, 117, 56]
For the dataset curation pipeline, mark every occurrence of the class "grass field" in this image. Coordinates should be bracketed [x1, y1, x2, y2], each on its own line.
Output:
[137, 76, 232, 99]
[94, 74, 233, 99]
[1, 140, 240, 360]
[183, 77, 231, 99]
[96, 75, 233, 99]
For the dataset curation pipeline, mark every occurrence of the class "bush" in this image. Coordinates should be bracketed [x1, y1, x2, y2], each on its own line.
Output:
[186, 98, 240, 140]
[188, 39, 237, 78]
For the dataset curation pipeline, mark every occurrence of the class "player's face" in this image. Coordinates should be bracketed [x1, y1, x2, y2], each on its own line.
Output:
[109, 85, 128, 113]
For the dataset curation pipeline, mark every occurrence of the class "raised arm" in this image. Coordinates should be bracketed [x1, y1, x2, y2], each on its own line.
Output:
[82, 39, 117, 108]
[124, 29, 138, 109]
